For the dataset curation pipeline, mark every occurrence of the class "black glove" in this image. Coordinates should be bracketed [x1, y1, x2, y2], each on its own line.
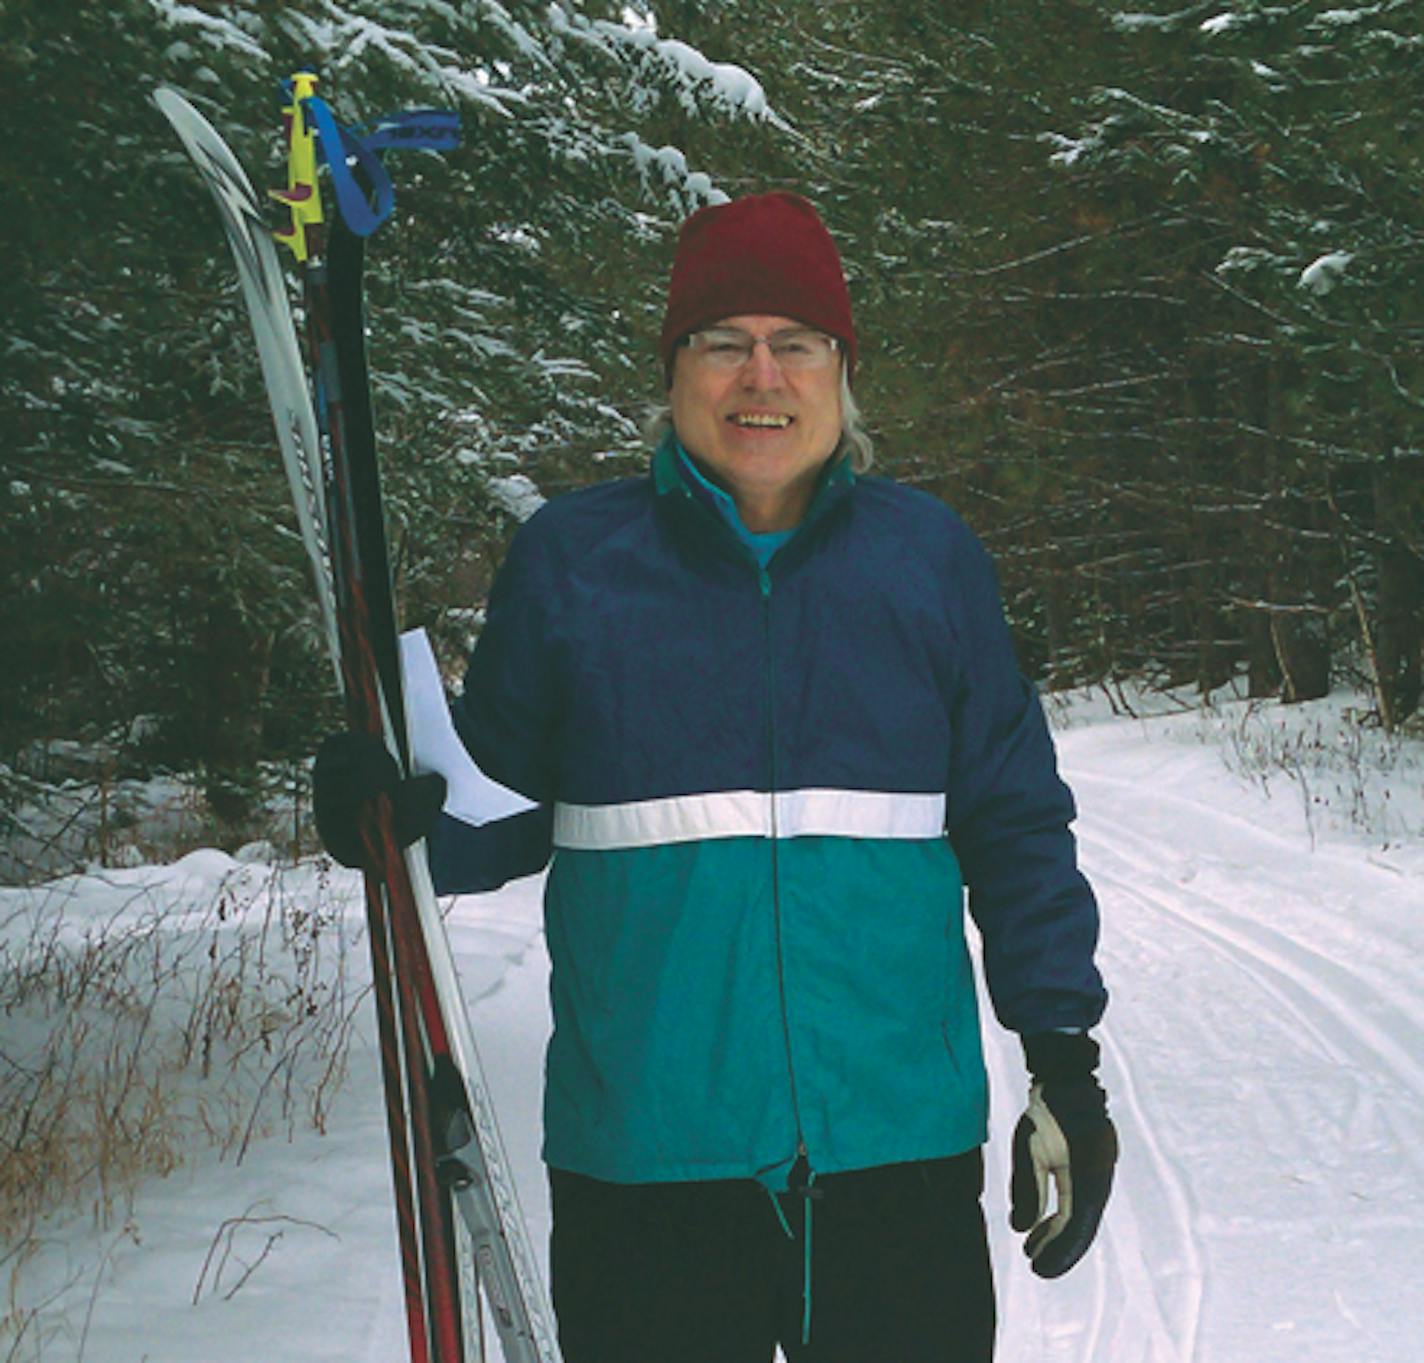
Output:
[312, 732, 447, 869]
[1009, 1031, 1118, 1278]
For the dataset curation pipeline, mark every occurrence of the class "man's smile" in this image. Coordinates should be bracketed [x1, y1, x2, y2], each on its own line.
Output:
[727, 411, 794, 429]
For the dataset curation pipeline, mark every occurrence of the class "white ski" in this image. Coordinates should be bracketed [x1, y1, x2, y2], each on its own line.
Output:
[154, 83, 560, 1363]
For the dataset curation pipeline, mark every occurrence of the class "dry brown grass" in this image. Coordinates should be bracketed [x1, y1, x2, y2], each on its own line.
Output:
[0, 855, 358, 1354]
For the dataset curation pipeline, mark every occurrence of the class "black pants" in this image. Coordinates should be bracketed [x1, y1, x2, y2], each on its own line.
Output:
[549, 1151, 995, 1363]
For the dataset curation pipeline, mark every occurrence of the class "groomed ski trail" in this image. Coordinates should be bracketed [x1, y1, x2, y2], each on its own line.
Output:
[983, 721, 1424, 1363]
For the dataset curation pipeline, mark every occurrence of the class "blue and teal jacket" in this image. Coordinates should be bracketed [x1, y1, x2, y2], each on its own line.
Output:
[431, 439, 1106, 1189]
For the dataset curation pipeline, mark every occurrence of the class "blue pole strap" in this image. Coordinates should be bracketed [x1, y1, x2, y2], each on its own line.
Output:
[296, 93, 462, 238]
[363, 109, 462, 153]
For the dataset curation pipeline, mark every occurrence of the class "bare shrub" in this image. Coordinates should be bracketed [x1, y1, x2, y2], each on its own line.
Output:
[0, 856, 357, 1278]
[1211, 697, 1422, 850]
[192, 1207, 339, 1305]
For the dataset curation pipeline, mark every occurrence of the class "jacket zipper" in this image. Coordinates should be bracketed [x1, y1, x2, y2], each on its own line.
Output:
[761, 563, 808, 1172]
[674, 476, 812, 1176]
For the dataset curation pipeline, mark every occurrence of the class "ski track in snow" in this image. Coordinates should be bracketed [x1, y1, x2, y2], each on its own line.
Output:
[1017, 747, 1424, 1363]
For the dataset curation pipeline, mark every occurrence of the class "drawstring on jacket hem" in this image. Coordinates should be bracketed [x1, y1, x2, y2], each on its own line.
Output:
[800, 1170, 817, 1346]
[766, 1161, 821, 1347]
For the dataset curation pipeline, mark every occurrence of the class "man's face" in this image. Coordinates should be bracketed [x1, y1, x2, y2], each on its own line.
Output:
[669, 314, 843, 528]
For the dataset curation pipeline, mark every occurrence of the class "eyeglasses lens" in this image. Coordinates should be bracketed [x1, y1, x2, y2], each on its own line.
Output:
[690, 329, 837, 371]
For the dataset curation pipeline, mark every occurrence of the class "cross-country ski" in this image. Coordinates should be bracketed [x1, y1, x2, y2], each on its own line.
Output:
[152, 80, 559, 1363]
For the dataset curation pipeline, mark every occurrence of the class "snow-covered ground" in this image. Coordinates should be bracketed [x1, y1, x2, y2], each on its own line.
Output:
[4, 690, 1422, 1362]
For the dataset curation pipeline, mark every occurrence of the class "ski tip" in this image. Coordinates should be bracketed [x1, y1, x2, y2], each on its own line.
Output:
[151, 84, 190, 120]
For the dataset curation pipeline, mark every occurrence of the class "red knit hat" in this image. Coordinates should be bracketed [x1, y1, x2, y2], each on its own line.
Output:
[659, 191, 857, 383]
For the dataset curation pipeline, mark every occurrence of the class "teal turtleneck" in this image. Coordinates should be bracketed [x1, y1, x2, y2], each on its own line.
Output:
[675, 441, 797, 568]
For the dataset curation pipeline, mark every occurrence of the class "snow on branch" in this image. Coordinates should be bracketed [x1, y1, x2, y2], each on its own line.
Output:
[1312, 7, 1384, 30]
[1215, 245, 1282, 277]
[1200, 12, 1241, 36]
[620, 133, 728, 208]
[550, 5, 775, 123]
[283, 11, 526, 116]
[148, 0, 268, 61]
[486, 474, 546, 522]
[1298, 251, 1354, 295]
[1043, 132, 1093, 168]
[1110, 11, 1185, 33]
[631, 36, 770, 119]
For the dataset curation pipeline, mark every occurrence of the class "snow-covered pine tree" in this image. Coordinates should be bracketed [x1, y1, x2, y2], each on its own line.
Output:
[1036, 0, 1424, 718]
[0, 0, 777, 821]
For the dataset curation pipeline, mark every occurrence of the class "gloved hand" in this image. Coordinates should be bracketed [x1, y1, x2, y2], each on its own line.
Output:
[312, 732, 447, 869]
[1009, 1031, 1118, 1278]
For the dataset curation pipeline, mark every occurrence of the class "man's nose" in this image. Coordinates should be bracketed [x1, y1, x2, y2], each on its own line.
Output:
[739, 337, 785, 387]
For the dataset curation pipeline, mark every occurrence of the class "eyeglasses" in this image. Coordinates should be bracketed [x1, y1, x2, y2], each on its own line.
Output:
[681, 327, 840, 372]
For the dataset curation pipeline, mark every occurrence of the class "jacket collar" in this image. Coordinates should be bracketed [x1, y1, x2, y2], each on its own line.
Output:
[652, 431, 855, 538]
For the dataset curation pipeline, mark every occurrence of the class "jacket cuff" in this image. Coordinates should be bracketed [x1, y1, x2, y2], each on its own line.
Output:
[1022, 1030, 1101, 1081]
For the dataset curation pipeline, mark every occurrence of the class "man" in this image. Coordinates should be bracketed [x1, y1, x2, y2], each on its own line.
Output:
[316, 191, 1116, 1362]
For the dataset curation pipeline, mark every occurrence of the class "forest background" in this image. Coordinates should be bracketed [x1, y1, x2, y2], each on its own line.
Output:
[3, 0, 1421, 865]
